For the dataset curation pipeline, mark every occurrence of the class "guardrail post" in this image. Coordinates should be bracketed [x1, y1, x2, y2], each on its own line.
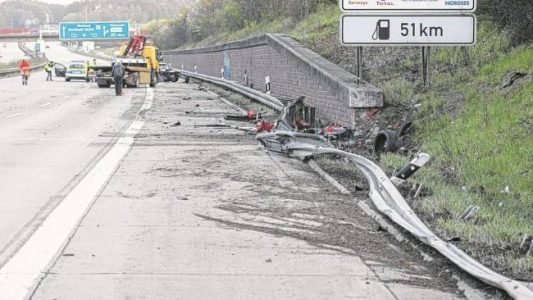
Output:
[265, 76, 271, 95]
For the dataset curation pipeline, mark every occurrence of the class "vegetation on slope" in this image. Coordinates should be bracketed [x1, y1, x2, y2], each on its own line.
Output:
[0, 0, 188, 27]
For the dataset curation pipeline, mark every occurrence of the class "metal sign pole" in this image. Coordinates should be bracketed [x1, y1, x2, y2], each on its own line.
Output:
[422, 46, 431, 88]
[356, 46, 363, 81]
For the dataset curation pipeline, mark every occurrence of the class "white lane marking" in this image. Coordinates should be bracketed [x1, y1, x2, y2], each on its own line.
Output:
[0, 88, 154, 299]
[5, 113, 21, 119]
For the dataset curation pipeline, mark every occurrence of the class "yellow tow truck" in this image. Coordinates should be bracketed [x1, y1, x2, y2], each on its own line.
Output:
[91, 36, 161, 88]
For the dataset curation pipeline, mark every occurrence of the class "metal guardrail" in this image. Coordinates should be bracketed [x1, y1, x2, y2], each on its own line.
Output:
[17, 42, 35, 59]
[255, 134, 533, 300]
[180, 70, 284, 111]
[0, 64, 46, 78]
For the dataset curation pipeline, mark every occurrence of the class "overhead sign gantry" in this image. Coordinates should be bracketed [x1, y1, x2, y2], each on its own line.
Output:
[59, 21, 130, 41]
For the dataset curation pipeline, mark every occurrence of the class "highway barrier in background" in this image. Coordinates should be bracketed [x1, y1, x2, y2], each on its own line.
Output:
[0, 42, 47, 78]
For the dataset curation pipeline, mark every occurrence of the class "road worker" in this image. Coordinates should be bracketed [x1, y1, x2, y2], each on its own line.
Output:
[111, 60, 125, 96]
[88, 58, 97, 81]
[44, 61, 55, 81]
[19, 59, 31, 86]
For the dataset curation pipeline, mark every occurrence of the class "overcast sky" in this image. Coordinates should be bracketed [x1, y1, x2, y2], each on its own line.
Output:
[38, 0, 78, 4]
[0, 0, 78, 4]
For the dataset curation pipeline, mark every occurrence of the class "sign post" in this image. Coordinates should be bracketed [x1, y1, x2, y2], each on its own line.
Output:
[59, 21, 130, 41]
[356, 46, 363, 80]
[339, 0, 477, 87]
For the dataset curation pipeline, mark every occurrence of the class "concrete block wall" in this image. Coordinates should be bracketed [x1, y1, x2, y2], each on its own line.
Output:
[164, 34, 383, 127]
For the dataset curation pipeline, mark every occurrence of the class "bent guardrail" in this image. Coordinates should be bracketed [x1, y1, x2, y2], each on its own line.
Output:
[180, 70, 284, 112]
[255, 133, 533, 300]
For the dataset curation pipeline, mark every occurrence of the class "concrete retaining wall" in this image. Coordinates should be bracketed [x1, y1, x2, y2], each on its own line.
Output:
[164, 34, 383, 127]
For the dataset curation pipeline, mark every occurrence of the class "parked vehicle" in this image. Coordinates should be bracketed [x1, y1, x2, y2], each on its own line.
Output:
[159, 63, 179, 82]
[65, 61, 89, 82]
[54, 63, 66, 77]
[91, 36, 160, 88]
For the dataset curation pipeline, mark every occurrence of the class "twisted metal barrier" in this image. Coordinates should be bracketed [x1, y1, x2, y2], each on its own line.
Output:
[255, 132, 533, 300]
[182, 69, 532, 299]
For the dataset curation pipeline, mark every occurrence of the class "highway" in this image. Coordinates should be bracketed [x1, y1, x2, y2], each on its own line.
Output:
[0, 42, 135, 268]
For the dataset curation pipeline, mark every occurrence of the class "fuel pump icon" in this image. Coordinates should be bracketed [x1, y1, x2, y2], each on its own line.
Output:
[372, 19, 390, 40]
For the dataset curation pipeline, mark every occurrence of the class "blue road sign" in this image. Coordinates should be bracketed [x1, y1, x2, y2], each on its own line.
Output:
[59, 21, 129, 41]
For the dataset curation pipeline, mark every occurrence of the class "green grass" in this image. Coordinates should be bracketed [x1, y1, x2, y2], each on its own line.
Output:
[381, 78, 416, 105]
[382, 47, 533, 278]
[182, 3, 339, 50]
[184, 17, 295, 49]
[290, 4, 339, 43]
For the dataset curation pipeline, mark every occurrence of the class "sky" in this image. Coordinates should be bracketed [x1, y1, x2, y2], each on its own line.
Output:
[0, 0, 78, 4]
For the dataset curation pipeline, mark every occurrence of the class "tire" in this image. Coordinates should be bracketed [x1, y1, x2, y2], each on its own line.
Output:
[65, 77, 71, 82]
[171, 74, 178, 82]
[97, 81, 110, 88]
[149, 70, 157, 88]
[373, 130, 399, 155]
[134, 74, 140, 88]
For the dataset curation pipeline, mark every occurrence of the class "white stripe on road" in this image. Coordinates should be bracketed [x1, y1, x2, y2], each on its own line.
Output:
[0, 88, 154, 299]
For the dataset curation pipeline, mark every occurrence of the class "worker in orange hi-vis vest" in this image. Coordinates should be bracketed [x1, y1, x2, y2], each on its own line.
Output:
[19, 59, 31, 86]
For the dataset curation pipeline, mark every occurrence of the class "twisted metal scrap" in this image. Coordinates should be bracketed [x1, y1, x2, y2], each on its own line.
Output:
[256, 133, 533, 300]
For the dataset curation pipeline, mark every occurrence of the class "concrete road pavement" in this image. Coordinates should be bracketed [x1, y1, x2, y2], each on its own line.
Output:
[24, 82, 464, 299]
[0, 43, 140, 270]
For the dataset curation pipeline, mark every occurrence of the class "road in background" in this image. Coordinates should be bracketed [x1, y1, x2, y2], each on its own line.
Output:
[0, 42, 26, 64]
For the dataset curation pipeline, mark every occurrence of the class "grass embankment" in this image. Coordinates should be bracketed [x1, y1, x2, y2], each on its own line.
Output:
[178, 3, 533, 279]
[286, 6, 533, 279]
[382, 47, 532, 279]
